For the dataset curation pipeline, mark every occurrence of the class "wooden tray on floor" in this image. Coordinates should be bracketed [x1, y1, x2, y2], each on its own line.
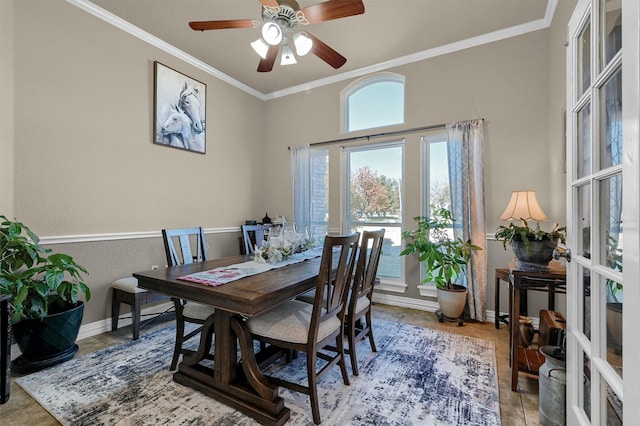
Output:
[518, 347, 545, 375]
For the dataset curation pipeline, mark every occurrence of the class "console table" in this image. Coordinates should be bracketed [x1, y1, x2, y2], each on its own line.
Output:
[494, 262, 566, 391]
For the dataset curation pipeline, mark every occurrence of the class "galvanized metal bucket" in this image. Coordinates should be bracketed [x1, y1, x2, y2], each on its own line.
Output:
[539, 345, 566, 426]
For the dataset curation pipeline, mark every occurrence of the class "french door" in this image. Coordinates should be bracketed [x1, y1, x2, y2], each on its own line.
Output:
[566, 0, 640, 424]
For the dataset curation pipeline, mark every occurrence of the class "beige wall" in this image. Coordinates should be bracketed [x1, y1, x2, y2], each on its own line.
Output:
[2, 0, 576, 326]
[12, 1, 266, 234]
[262, 29, 568, 308]
[5, 0, 265, 325]
[0, 0, 15, 217]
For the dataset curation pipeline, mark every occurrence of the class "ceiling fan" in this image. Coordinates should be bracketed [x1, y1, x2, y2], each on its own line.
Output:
[188, 0, 365, 72]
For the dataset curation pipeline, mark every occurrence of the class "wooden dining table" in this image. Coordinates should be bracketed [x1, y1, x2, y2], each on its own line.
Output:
[134, 254, 324, 425]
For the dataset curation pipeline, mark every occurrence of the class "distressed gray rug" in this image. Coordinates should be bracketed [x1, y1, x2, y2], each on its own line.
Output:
[17, 319, 500, 425]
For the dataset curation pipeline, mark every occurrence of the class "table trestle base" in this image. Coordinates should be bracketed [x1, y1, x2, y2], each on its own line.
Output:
[174, 365, 290, 426]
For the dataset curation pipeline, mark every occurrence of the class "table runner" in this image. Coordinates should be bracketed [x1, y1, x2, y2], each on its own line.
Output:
[178, 247, 324, 286]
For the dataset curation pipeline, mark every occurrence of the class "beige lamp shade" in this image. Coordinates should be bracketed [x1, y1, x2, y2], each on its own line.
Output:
[499, 190, 549, 222]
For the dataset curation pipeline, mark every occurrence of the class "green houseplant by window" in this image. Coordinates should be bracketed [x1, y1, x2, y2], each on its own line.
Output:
[400, 207, 482, 319]
[0, 215, 91, 372]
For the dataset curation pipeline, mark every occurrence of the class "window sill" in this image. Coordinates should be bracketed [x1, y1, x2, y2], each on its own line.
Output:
[417, 284, 438, 298]
[375, 279, 407, 293]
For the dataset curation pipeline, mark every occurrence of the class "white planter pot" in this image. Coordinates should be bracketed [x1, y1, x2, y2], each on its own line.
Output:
[436, 284, 467, 319]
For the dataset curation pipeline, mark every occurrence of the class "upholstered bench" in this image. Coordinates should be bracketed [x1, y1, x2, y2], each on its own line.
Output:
[111, 276, 170, 340]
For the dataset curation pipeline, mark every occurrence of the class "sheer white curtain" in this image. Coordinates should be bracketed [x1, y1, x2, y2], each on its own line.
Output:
[290, 145, 311, 231]
[446, 119, 487, 321]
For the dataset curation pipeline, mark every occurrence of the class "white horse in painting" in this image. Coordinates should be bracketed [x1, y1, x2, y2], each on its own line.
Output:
[160, 105, 203, 152]
[178, 82, 204, 135]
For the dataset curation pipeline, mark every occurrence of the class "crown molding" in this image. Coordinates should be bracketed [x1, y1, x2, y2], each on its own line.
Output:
[69, 0, 557, 101]
[67, 0, 265, 100]
[265, 0, 558, 100]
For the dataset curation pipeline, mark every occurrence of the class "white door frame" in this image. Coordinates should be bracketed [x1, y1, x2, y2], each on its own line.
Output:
[566, 0, 639, 424]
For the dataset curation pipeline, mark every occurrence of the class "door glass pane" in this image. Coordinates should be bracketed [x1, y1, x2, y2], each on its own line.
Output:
[583, 352, 592, 420]
[601, 0, 622, 66]
[581, 264, 591, 338]
[579, 21, 592, 96]
[599, 68, 623, 169]
[604, 277, 623, 377]
[578, 184, 591, 257]
[603, 381, 623, 424]
[577, 103, 592, 177]
[599, 175, 623, 270]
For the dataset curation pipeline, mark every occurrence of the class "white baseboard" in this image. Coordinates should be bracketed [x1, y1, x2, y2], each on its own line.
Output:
[10, 302, 541, 361]
[370, 295, 542, 327]
[77, 301, 175, 341]
[10, 302, 175, 361]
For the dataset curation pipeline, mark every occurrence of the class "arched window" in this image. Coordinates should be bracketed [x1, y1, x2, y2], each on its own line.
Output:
[343, 74, 404, 132]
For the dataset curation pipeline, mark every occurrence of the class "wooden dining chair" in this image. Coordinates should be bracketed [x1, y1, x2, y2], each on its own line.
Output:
[241, 224, 272, 255]
[162, 227, 216, 370]
[244, 233, 359, 425]
[297, 230, 386, 375]
[345, 229, 385, 375]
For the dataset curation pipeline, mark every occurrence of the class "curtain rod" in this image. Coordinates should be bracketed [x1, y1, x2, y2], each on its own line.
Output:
[287, 119, 484, 150]
[311, 123, 445, 148]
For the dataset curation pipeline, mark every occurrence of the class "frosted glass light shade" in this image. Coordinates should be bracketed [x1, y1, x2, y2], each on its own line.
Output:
[499, 190, 549, 222]
[280, 45, 297, 65]
[293, 32, 313, 56]
[262, 22, 283, 45]
[251, 38, 269, 59]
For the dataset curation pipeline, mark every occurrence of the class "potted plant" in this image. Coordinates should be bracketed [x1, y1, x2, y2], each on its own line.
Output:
[400, 207, 482, 320]
[494, 220, 566, 269]
[0, 215, 91, 372]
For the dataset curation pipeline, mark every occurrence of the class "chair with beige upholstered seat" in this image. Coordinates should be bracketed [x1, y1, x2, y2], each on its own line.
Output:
[244, 233, 359, 425]
[296, 229, 385, 375]
[111, 276, 170, 340]
[162, 227, 217, 370]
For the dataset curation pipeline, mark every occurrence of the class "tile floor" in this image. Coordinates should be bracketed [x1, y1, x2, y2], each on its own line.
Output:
[0, 303, 541, 425]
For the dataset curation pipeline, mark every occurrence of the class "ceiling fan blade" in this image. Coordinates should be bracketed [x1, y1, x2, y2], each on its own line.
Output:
[259, 0, 281, 7]
[257, 45, 280, 72]
[307, 33, 347, 69]
[301, 0, 365, 25]
[189, 19, 256, 31]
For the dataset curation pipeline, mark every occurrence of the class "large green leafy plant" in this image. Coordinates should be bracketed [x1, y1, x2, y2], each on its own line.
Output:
[400, 207, 482, 289]
[0, 215, 90, 324]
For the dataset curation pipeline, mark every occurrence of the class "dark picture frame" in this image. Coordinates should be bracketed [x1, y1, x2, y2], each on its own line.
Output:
[154, 61, 206, 154]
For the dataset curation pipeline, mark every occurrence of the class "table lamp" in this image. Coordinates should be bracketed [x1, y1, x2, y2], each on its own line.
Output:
[499, 190, 548, 224]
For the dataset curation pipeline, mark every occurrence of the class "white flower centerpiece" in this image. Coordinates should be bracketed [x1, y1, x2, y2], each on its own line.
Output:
[253, 223, 315, 264]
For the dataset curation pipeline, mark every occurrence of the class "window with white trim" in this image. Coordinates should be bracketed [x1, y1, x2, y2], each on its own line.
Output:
[418, 131, 453, 292]
[344, 142, 403, 280]
[344, 74, 404, 133]
[309, 148, 329, 242]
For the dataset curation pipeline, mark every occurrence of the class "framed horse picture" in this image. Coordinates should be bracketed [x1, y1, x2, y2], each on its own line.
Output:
[153, 61, 206, 154]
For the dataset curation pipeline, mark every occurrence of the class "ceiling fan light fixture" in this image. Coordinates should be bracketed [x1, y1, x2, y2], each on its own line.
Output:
[251, 38, 269, 59]
[280, 45, 297, 65]
[262, 22, 283, 45]
[293, 32, 313, 56]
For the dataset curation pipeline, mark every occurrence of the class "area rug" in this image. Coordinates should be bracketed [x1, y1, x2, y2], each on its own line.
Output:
[16, 319, 501, 425]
